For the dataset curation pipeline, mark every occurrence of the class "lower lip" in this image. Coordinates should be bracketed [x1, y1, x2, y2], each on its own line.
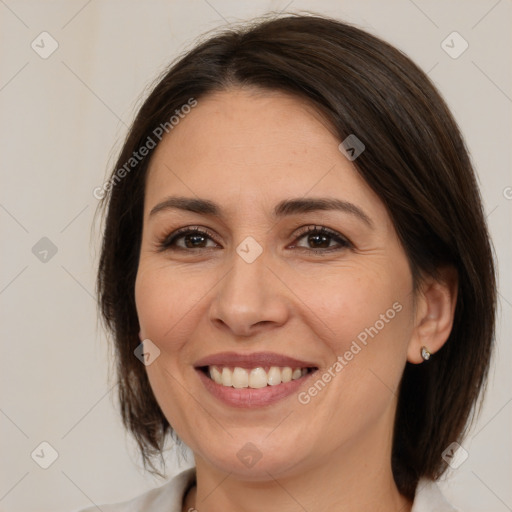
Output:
[196, 368, 316, 408]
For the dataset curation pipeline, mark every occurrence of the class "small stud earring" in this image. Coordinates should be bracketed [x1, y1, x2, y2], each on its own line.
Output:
[421, 346, 431, 361]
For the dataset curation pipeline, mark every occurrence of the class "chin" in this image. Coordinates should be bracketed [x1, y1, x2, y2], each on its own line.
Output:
[211, 454, 303, 481]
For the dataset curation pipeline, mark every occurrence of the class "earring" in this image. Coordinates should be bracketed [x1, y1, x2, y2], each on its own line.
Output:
[421, 346, 431, 361]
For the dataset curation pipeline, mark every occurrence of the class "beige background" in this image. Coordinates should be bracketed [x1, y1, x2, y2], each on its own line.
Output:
[0, 1, 511, 511]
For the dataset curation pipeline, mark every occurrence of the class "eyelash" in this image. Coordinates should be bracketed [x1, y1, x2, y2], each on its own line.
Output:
[157, 225, 352, 255]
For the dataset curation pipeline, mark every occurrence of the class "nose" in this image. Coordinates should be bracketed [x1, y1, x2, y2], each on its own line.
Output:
[208, 248, 290, 338]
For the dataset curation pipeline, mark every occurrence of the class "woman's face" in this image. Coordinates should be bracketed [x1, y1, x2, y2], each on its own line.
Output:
[135, 88, 417, 479]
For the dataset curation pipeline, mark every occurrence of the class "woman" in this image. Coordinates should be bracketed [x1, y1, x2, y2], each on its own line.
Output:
[85, 13, 496, 512]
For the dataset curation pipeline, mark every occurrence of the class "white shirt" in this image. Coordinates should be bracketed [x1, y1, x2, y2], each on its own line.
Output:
[75, 467, 458, 512]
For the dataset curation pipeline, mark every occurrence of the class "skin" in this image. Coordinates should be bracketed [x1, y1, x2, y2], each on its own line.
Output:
[134, 88, 457, 512]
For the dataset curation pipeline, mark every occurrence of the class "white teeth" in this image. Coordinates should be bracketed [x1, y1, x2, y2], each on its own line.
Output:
[232, 367, 249, 388]
[249, 367, 268, 388]
[267, 366, 282, 386]
[281, 367, 292, 383]
[221, 367, 232, 387]
[211, 366, 222, 384]
[207, 365, 310, 388]
[292, 368, 302, 380]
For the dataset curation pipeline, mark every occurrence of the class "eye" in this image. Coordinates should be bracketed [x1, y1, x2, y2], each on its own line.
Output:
[157, 226, 220, 251]
[290, 225, 352, 254]
[156, 225, 351, 255]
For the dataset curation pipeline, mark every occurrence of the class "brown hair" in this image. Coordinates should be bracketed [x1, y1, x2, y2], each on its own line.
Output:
[96, 13, 496, 499]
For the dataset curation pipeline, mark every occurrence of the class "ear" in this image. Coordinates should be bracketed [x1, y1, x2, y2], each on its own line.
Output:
[407, 266, 458, 364]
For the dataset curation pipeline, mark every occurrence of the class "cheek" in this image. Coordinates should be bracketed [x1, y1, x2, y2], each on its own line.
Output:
[320, 269, 413, 403]
[300, 263, 412, 354]
[135, 261, 203, 344]
[134, 263, 201, 436]
[301, 272, 413, 440]
[135, 268, 171, 340]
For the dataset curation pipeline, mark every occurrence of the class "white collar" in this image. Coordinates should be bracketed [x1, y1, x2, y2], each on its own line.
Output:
[412, 477, 458, 512]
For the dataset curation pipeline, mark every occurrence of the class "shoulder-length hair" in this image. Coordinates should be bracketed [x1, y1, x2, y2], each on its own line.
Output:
[96, 13, 496, 499]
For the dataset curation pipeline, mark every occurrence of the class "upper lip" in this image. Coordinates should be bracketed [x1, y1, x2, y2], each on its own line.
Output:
[194, 351, 318, 369]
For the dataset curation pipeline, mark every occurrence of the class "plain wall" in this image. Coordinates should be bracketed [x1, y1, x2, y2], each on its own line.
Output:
[0, 1, 511, 511]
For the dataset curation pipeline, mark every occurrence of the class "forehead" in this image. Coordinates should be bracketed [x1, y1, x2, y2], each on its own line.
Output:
[144, 88, 386, 221]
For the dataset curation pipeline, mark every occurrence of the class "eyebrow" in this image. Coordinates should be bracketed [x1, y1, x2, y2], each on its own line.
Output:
[149, 196, 373, 227]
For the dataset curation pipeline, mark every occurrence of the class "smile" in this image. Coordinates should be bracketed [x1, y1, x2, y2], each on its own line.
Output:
[193, 351, 319, 407]
[204, 365, 313, 388]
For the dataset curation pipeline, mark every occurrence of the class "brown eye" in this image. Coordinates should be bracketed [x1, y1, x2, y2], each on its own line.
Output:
[292, 225, 351, 253]
[158, 227, 219, 251]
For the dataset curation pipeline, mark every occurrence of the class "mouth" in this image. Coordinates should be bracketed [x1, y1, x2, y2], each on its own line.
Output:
[193, 352, 319, 408]
[198, 365, 317, 389]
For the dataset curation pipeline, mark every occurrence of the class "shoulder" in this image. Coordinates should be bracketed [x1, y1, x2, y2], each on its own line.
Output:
[72, 467, 196, 512]
[412, 478, 459, 512]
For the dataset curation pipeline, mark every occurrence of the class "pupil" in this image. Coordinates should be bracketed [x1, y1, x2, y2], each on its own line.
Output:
[309, 234, 329, 248]
[185, 234, 206, 248]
